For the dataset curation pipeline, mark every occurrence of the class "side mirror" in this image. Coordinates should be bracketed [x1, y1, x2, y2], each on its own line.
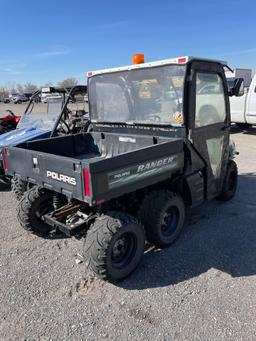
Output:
[229, 78, 244, 97]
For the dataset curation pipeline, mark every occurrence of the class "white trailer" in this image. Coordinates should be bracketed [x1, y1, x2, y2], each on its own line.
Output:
[229, 73, 256, 129]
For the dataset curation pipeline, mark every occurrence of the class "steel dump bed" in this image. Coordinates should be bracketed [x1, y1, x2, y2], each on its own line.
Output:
[5, 132, 184, 205]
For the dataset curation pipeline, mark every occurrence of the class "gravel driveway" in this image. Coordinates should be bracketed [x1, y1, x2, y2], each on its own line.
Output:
[1, 126, 256, 340]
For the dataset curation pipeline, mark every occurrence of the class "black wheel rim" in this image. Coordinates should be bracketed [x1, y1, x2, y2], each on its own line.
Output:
[111, 232, 137, 269]
[161, 206, 180, 237]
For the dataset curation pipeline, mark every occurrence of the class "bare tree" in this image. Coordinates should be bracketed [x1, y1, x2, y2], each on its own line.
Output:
[58, 78, 78, 88]
[43, 81, 53, 87]
[0, 86, 9, 98]
[6, 81, 16, 95]
[23, 82, 38, 94]
[16, 84, 24, 94]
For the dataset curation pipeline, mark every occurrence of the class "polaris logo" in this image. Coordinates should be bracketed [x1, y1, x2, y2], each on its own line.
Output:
[46, 170, 77, 186]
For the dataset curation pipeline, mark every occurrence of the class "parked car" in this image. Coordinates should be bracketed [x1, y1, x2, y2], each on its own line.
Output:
[11, 94, 30, 104]
[0, 97, 10, 103]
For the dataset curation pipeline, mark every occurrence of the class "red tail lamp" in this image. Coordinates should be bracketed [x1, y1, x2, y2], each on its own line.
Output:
[83, 169, 91, 197]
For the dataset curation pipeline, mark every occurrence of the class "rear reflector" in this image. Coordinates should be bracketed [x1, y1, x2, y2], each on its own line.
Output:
[178, 57, 187, 64]
[3, 149, 8, 170]
[83, 169, 91, 197]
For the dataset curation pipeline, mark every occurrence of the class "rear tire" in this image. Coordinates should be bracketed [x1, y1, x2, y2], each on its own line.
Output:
[236, 123, 251, 130]
[139, 190, 185, 248]
[0, 176, 11, 190]
[84, 211, 145, 282]
[11, 176, 28, 200]
[217, 160, 238, 201]
[18, 186, 54, 236]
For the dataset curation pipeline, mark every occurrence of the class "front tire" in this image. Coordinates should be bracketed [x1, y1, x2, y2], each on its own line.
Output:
[217, 160, 238, 201]
[18, 186, 54, 236]
[84, 211, 145, 282]
[139, 190, 185, 248]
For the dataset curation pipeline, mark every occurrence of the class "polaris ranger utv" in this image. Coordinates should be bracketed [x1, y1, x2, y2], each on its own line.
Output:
[0, 85, 88, 192]
[4, 55, 242, 282]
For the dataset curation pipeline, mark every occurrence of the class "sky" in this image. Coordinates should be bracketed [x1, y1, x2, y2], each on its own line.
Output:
[0, 0, 255, 87]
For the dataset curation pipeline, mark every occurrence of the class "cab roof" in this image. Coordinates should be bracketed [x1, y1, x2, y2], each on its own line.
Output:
[87, 56, 228, 77]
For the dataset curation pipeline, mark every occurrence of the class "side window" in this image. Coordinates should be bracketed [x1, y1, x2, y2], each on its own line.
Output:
[195, 73, 226, 127]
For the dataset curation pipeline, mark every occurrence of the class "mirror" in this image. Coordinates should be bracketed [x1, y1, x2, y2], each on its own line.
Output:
[229, 78, 244, 97]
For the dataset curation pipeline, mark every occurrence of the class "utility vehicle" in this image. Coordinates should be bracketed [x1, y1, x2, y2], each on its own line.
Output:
[0, 110, 21, 134]
[4, 55, 242, 282]
[0, 86, 88, 191]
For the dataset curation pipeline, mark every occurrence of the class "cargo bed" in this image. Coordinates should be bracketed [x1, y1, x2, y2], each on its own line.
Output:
[5, 132, 184, 205]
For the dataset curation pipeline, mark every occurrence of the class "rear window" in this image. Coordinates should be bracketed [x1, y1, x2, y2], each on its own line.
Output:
[89, 64, 186, 126]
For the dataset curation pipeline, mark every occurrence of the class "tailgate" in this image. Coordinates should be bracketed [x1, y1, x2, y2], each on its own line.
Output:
[4, 147, 85, 201]
[87, 138, 184, 204]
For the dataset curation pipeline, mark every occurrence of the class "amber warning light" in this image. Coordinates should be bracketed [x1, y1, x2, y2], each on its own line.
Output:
[132, 54, 145, 65]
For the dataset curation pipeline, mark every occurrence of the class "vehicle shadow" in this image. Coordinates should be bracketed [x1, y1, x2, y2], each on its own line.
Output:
[230, 124, 256, 135]
[119, 173, 256, 290]
[0, 182, 11, 192]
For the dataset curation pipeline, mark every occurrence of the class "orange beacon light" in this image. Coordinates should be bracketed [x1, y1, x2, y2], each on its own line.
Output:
[132, 54, 145, 64]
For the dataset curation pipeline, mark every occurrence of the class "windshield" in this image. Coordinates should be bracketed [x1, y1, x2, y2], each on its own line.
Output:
[18, 96, 64, 131]
[89, 65, 186, 125]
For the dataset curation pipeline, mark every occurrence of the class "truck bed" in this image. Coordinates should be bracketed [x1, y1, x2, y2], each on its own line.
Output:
[5, 132, 184, 205]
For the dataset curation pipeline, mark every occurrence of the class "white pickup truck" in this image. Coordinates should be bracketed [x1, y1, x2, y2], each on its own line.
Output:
[229, 73, 256, 129]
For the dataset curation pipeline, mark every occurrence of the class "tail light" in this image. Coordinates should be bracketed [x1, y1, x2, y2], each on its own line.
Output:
[178, 57, 187, 64]
[3, 149, 8, 170]
[83, 169, 91, 197]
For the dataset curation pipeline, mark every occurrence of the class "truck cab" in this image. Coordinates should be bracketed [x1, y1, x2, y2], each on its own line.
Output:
[229, 73, 256, 128]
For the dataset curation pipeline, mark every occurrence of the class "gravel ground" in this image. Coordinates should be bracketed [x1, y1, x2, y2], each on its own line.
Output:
[0, 102, 88, 118]
[1, 125, 256, 340]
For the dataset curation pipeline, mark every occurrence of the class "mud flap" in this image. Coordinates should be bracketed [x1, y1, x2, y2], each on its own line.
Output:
[185, 172, 204, 207]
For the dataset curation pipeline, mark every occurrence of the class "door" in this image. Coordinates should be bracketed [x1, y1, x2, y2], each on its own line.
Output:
[229, 90, 247, 123]
[188, 61, 230, 200]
